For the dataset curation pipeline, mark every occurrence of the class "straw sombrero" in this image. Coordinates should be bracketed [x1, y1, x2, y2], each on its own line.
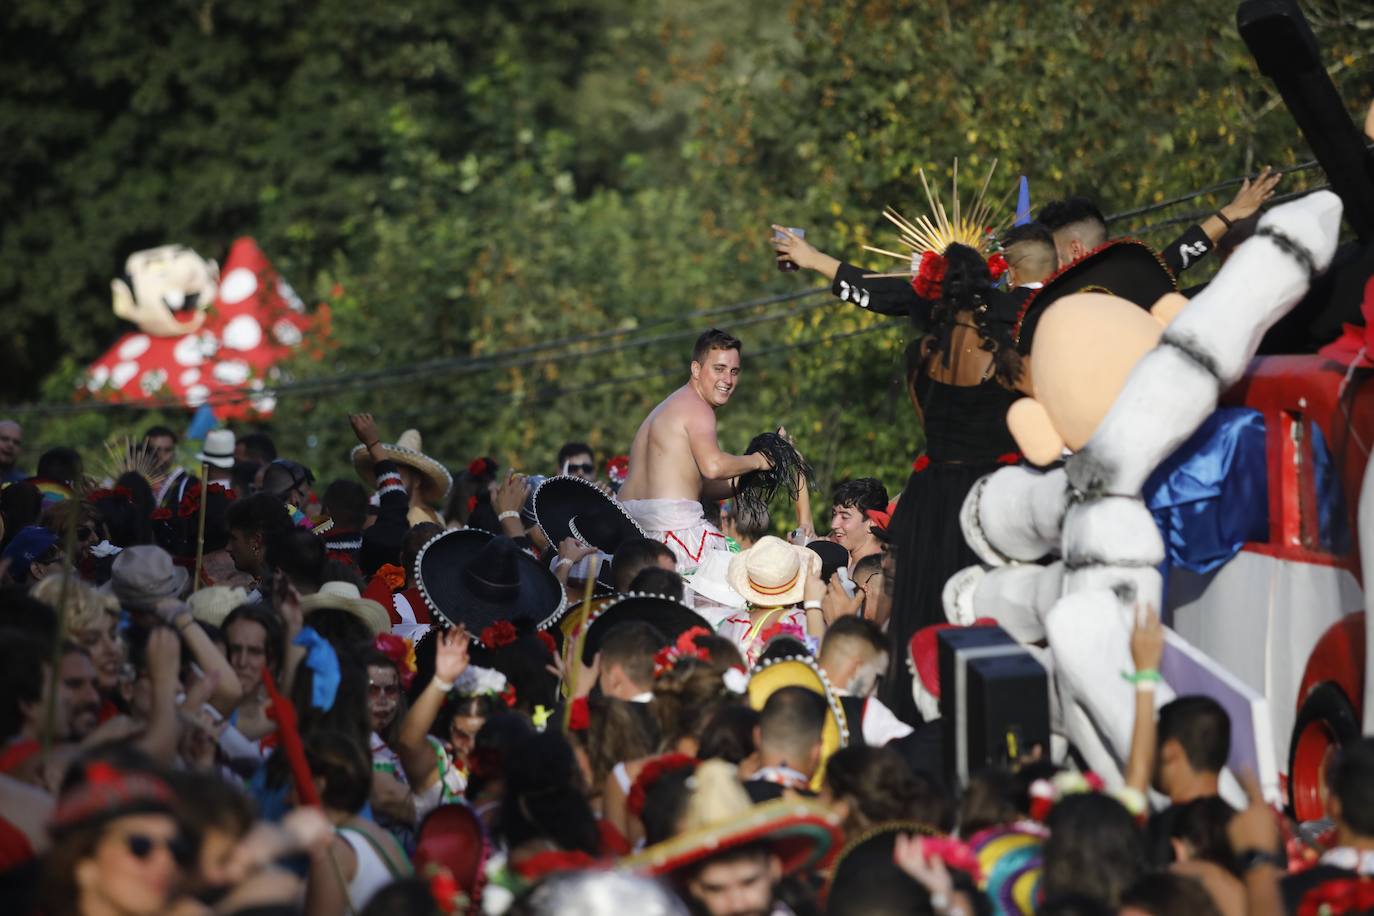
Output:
[579, 592, 711, 665]
[300, 580, 391, 636]
[727, 536, 822, 608]
[415, 529, 567, 640]
[351, 429, 453, 505]
[748, 655, 849, 790]
[620, 760, 842, 878]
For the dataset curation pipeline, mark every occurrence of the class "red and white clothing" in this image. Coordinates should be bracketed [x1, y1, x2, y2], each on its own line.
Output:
[716, 606, 808, 667]
[621, 498, 727, 572]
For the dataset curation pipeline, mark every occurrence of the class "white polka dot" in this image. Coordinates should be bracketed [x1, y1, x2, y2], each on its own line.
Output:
[174, 332, 218, 367]
[272, 318, 303, 347]
[211, 360, 251, 385]
[222, 315, 262, 351]
[185, 384, 210, 407]
[110, 361, 139, 390]
[87, 365, 110, 391]
[277, 278, 305, 313]
[139, 368, 167, 394]
[117, 334, 150, 360]
[218, 267, 258, 305]
[250, 393, 277, 414]
[179, 368, 200, 386]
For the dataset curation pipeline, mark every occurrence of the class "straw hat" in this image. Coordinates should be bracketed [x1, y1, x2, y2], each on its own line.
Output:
[620, 759, 842, 878]
[351, 429, 453, 505]
[300, 580, 391, 635]
[187, 585, 250, 628]
[726, 535, 821, 607]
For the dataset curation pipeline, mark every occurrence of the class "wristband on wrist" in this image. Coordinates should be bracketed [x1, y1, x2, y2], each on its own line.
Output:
[1216, 210, 1234, 230]
[555, 558, 574, 570]
[802, 600, 823, 611]
[431, 676, 455, 694]
[365, 440, 380, 449]
[1122, 668, 1163, 684]
[1235, 848, 1284, 874]
[498, 510, 521, 522]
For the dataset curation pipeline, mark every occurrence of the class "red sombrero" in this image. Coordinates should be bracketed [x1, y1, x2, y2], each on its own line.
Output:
[907, 618, 997, 697]
[620, 796, 843, 878]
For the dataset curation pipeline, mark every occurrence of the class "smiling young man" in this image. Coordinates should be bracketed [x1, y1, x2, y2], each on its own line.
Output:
[828, 478, 888, 572]
[619, 329, 772, 570]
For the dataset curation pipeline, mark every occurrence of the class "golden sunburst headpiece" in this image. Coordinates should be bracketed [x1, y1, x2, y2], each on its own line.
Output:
[862, 158, 1012, 283]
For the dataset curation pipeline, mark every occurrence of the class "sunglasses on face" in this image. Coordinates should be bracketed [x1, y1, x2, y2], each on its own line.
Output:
[565, 463, 595, 475]
[121, 832, 194, 868]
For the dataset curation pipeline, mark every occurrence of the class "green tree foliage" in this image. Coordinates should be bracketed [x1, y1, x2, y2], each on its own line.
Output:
[5, 0, 1370, 526]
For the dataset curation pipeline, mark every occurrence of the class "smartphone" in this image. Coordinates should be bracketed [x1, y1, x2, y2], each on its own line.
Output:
[773, 226, 805, 272]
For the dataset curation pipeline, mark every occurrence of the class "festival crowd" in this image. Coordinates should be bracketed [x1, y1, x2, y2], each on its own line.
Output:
[1, 168, 1373, 916]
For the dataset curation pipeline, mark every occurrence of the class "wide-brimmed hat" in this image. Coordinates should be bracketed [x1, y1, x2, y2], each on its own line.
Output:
[1011, 238, 1177, 353]
[414, 803, 490, 911]
[620, 759, 843, 878]
[727, 535, 821, 607]
[748, 656, 849, 790]
[300, 580, 391, 636]
[415, 529, 567, 640]
[967, 822, 1047, 916]
[187, 585, 249, 629]
[196, 429, 236, 469]
[532, 475, 644, 554]
[822, 820, 944, 910]
[580, 592, 711, 665]
[107, 544, 189, 610]
[351, 429, 453, 505]
[51, 760, 178, 837]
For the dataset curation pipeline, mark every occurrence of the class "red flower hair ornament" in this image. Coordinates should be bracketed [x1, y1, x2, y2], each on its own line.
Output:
[627, 754, 697, 818]
[480, 621, 518, 648]
[912, 250, 947, 300]
[652, 626, 712, 677]
[987, 252, 1009, 282]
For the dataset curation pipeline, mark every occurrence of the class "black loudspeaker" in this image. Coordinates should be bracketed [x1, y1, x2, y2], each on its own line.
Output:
[938, 625, 1050, 787]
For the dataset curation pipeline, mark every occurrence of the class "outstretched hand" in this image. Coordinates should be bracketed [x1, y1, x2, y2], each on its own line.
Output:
[494, 471, 531, 514]
[1224, 167, 1281, 221]
[771, 225, 822, 272]
[349, 413, 381, 447]
[434, 626, 470, 684]
[1130, 604, 1165, 673]
[892, 834, 954, 898]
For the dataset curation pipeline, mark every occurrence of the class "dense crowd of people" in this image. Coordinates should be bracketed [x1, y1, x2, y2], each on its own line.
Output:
[1, 168, 1372, 916]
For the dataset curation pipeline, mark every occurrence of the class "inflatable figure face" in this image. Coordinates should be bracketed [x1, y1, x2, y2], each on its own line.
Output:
[111, 244, 220, 337]
[1008, 291, 1187, 465]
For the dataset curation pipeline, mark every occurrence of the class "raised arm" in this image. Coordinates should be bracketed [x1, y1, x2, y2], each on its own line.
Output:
[686, 407, 769, 481]
[772, 225, 920, 319]
[1124, 605, 1164, 796]
[397, 626, 469, 793]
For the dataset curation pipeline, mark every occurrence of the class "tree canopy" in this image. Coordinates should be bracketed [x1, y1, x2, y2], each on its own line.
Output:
[3, 0, 1370, 521]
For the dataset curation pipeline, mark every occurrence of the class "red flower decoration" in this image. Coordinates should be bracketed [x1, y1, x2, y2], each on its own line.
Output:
[150, 508, 172, 520]
[480, 621, 518, 648]
[912, 250, 947, 300]
[536, 630, 557, 657]
[652, 627, 711, 677]
[607, 455, 630, 484]
[178, 500, 197, 518]
[511, 849, 598, 881]
[1298, 876, 1374, 916]
[468, 457, 496, 479]
[987, 252, 1009, 281]
[627, 753, 697, 818]
[568, 696, 591, 732]
[377, 563, 406, 592]
[997, 452, 1022, 465]
[425, 865, 464, 915]
[373, 633, 416, 690]
[912, 455, 930, 473]
[500, 683, 517, 708]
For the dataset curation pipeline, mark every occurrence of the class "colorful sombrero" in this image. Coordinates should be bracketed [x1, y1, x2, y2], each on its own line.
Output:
[747, 655, 849, 790]
[967, 822, 1047, 916]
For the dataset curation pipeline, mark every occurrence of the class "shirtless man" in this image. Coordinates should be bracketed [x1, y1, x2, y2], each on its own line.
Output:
[619, 328, 771, 570]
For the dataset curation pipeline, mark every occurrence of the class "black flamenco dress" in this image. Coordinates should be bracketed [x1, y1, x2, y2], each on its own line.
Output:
[829, 262, 1023, 723]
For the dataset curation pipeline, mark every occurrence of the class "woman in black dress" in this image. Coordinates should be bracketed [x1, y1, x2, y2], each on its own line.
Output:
[775, 231, 1022, 722]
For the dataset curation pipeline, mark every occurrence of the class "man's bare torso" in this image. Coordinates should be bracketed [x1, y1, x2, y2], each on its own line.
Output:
[619, 385, 712, 502]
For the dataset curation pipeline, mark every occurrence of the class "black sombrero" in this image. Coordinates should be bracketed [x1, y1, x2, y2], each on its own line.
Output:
[415, 529, 568, 640]
[821, 820, 944, 910]
[533, 475, 645, 555]
[580, 592, 711, 665]
[1012, 238, 1177, 354]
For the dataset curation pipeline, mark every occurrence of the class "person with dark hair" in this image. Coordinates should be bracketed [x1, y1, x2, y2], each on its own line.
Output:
[1154, 695, 1230, 804]
[320, 479, 369, 565]
[1043, 793, 1146, 908]
[822, 745, 951, 839]
[619, 328, 775, 570]
[598, 620, 662, 701]
[612, 537, 676, 594]
[1001, 222, 1059, 288]
[828, 477, 888, 572]
[818, 616, 911, 747]
[218, 602, 287, 770]
[1038, 169, 1279, 275]
[500, 729, 603, 868]
[556, 441, 597, 481]
[1120, 872, 1222, 916]
[720, 497, 769, 550]
[626, 565, 684, 600]
[746, 686, 826, 801]
[697, 705, 760, 771]
[35, 446, 83, 490]
[225, 492, 293, 588]
[141, 425, 197, 510]
[265, 528, 326, 598]
[304, 730, 412, 912]
[235, 431, 277, 464]
[261, 458, 315, 524]
[1280, 736, 1374, 911]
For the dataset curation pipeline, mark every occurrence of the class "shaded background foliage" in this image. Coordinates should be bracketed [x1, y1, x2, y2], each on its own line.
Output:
[3, 0, 1371, 523]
